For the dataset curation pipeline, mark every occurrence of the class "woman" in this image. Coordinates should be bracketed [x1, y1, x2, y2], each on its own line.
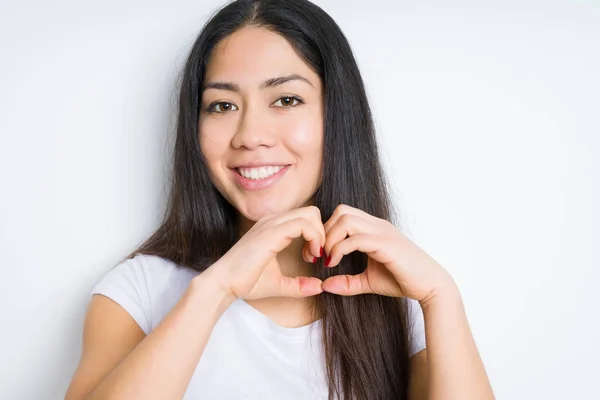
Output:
[66, 0, 494, 399]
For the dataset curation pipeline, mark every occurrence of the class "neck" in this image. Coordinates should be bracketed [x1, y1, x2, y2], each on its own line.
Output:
[276, 237, 317, 278]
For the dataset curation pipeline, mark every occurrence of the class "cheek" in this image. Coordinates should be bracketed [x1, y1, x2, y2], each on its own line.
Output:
[198, 122, 230, 162]
[198, 126, 229, 192]
[279, 115, 323, 159]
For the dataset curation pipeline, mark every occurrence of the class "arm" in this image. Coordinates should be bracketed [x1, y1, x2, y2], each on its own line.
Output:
[66, 207, 326, 400]
[65, 272, 234, 400]
[318, 204, 494, 400]
[419, 286, 495, 400]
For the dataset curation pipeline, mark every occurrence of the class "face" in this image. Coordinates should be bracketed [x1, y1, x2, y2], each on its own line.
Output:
[199, 27, 324, 227]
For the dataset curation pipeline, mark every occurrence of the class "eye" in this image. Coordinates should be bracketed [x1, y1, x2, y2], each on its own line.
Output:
[273, 96, 303, 108]
[208, 102, 238, 113]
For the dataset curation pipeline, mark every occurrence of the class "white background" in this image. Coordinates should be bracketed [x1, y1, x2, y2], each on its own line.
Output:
[0, 0, 597, 398]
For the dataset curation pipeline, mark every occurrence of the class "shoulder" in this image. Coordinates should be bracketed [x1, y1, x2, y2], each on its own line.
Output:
[92, 254, 192, 297]
[90, 253, 199, 333]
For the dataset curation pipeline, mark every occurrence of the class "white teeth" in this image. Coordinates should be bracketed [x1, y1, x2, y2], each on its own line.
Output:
[238, 165, 285, 180]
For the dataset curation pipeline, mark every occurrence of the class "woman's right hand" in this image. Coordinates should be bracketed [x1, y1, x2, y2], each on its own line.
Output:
[202, 206, 326, 300]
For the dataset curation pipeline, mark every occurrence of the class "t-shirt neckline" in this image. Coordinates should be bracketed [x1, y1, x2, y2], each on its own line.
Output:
[232, 299, 322, 340]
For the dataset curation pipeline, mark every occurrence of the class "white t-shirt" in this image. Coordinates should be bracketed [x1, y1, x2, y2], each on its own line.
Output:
[90, 253, 426, 399]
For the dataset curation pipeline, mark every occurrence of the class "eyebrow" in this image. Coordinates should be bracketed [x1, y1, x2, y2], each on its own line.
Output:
[202, 74, 314, 93]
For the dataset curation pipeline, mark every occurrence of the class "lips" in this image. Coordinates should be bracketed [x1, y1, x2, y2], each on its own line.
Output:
[231, 164, 290, 191]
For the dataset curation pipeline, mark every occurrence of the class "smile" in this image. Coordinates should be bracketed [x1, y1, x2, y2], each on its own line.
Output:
[232, 164, 291, 191]
[236, 165, 286, 180]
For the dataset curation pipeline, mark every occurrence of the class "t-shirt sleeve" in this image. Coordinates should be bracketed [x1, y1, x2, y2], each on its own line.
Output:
[406, 298, 427, 357]
[90, 256, 152, 335]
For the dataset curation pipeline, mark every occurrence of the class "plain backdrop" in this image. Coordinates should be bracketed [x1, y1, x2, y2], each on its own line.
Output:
[0, 0, 597, 398]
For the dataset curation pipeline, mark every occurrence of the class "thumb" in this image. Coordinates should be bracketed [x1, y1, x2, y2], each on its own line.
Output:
[321, 273, 373, 296]
[277, 275, 324, 298]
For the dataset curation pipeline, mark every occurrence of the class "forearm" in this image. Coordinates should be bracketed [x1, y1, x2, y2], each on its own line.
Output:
[420, 286, 494, 400]
[86, 274, 234, 400]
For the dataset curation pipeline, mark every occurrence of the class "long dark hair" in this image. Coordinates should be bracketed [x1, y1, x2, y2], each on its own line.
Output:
[128, 0, 413, 398]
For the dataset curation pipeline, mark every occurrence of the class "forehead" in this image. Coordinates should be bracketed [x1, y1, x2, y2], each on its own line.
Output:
[204, 26, 319, 87]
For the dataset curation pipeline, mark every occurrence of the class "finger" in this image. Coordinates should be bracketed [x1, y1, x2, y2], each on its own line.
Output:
[278, 275, 323, 298]
[321, 273, 372, 296]
[274, 217, 323, 261]
[326, 234, 395, 268]
[323, 204, 371, 234]
[274, 205, 326, 243]
[299, 206, 326, 261]
[302, 241, 322, 263]
[324, 214, 377, 259]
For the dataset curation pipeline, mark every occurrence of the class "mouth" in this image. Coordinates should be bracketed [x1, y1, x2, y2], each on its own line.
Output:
[231, 164, 291, 191]
[235, 165, 289, 180]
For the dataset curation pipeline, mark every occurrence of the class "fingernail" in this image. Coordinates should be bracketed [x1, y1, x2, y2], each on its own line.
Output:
[325, 255, 331, 267]
[320, 247, 324, 257]
[312, 256, 317, 263]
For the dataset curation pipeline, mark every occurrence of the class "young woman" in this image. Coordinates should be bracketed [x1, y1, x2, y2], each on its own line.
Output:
[66, 0, 494, 399]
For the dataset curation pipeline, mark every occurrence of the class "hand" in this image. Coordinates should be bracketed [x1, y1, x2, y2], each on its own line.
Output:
[205, 206, 325, 300]
[321, 204, 456, 303]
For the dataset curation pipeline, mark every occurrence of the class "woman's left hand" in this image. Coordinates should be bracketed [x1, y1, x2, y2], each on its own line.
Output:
[321, 204, 457, 303]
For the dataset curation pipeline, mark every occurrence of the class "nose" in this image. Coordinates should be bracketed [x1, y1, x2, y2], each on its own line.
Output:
[231, 103, 276, 150]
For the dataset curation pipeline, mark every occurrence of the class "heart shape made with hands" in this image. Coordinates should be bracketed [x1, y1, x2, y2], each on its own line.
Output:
[228, 204, 449, 303]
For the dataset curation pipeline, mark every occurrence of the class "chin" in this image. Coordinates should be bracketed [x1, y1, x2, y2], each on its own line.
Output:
[238, 197, 299, 222]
